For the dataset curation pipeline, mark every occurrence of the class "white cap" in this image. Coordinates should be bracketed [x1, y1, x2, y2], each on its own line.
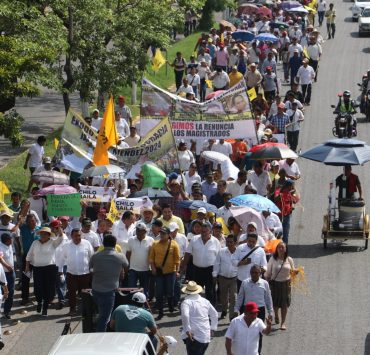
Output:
[248, 222, 258, 229]
[197, 207, 207, 214]
[168, 222, 179, 232]
[132, 292, 147, 304]
[164, 335, 178, 348]
[93, 109, 99, 113]
[271, 160, 279, 167]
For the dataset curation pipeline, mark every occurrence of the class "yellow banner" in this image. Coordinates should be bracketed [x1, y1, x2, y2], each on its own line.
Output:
[151, 49, 166, 72]
[54, 138, 59, 150]
[303, 47, 310, 59]
[107, 199, 120, 223]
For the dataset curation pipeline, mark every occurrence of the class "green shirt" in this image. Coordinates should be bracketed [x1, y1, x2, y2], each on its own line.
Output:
[112, 305, 155, 333]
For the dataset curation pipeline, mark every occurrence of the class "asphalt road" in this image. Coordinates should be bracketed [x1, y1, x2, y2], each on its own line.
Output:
[5, 2, 370, 354]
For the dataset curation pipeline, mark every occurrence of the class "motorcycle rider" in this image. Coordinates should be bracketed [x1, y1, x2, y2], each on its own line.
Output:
[334, 90, 357, 137]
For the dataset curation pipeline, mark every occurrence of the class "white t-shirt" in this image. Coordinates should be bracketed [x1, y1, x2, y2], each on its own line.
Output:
[81, 231, 101, 249]
[28, 143, 44, 168]
[288, 44, 303, 58]
[173, 233, 188, 258]
[211, 141, 232, 157]
[279, 160, 301, 178]
[178, 150, 195, 171]
[318, 0, 326, 12]
[183, 171, 202, 195]
[247, 171, 272, 196]
[91, 117, 103, 131]
[296, 65, 315, 85]
[116, 119, 130, 138]
[127, 236, 154, 271]
[186, 73, 200, 86]
[176, 85, 194, 95]
[225, 315, 266, 355]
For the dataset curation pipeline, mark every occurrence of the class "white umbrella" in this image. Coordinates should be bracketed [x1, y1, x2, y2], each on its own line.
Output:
[201, 150, 229, 164]
[32, 170, 70, 185]
[82, 164, 124, 177]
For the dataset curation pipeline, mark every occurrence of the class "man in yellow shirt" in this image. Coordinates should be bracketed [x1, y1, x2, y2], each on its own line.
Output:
[149, 227, 180, 320]
[158, 204, 185, 234]
[228, 66, 243, 88]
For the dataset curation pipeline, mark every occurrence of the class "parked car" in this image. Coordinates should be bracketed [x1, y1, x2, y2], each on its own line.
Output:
[359, 7, 370, 35]
[352, 0, 370, 20]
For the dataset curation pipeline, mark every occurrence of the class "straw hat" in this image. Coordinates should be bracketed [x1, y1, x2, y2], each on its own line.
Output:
[181, 281, 203, 294]
[37, 227, 54, 237]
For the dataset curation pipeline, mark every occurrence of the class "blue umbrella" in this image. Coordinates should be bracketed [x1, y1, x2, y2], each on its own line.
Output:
[231, 30, 255, 42]
[280, 1, 301, 10]
[255, 33, 279, 43]
[230, 194, 280, 213]
[300, 138, 370, 166]
[176, 200, 219, 215]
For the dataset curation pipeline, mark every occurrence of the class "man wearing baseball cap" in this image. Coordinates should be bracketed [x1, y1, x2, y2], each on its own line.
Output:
[117, 95, 132, 126]
[126, 222, 154, 296]
[225, 301, 271, 355]
[91, 108, 103, 131]
[110, 292, 159, 351]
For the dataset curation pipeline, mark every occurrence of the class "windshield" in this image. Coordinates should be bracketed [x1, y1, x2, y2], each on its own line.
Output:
[362, 8, 370, 15]
[357, 0, 370, 3]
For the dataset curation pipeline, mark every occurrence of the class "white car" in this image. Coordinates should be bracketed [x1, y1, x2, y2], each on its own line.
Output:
[352, 0, 370, 20]
[359, 7, 370, 35]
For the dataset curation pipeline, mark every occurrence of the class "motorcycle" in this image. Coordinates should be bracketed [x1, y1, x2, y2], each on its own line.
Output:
[331, 94, 358, 138]
[357, 82, 370, 121]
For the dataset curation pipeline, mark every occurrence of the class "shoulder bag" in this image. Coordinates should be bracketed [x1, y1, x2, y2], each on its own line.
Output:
[156, 240, 172, 276]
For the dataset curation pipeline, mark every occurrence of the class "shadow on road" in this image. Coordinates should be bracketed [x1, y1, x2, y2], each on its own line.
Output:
[289, 242, 366, 258]
[362, 47, 370, 53]
[364, 333, 370, 354]
[350, 31, 360, 38]
[344, 17, 355, 22]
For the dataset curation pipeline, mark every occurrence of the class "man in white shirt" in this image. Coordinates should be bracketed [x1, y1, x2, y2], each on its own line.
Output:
[286, 101, 304, 152]
[176, 77, 194, 96]
[218, 193, 233, 225]
[296, 58, 315, 105]
[24, 135, 46, 193]
[231, 233, 267, 292]
[182, 222, 221, 304]
[210, 67, 230, 91]
[91, 109, 103, 131]
[307, 37, 322, 82]
[247, 162, 272, 197]
[227, 170, 247, 197]
[213, 234, 238, 321]
[126, 222, 154, 297]
[60, 228, 94, 315]
[262, 210, 282, 237]
[115, 111, 130, 138]
[112, 210, 136, 253]
[211, 139, 232, 159]
[80, 218, 101, 251]
[124, 126, 141, 147]
[225, 301, 271, 355]
[279, 158, 301, 180]
[181, 281, 218, 355]
[288, 37, 303, 59]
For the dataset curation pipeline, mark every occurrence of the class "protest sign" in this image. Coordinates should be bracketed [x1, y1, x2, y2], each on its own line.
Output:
[140, 78, 257, 144]
[110, 117, 179, 173]
[115, 196, 153, 214]
[47, 193, 81, 217]
[79, 185, 115, 203]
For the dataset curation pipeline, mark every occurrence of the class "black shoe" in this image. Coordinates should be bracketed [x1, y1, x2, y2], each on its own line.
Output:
[42, 309, 47, 317]
[220, 311, 227, 319]
[0, 340, 4, 350]
[156, 313, 163, 321]
[20, 299, 29, 306]
[36, 303, 42, 313]
[3, 314, 11, 320]
[56, 302, 64, 310]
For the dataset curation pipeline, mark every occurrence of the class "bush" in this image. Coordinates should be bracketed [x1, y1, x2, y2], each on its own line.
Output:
[0, 110, 25, 147]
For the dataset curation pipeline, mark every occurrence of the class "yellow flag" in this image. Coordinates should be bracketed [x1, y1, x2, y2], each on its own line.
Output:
[205, 79, 213, 88]
[216, 217, 230, 236]
[303, 47, 310, 59]
[307, 0, 317, 9]
[107, 199, 120, 223]
[151, 49, 166, 72]
[220, 32, 224, 44]
[0, 201, 13, 217]
[92, 96, 118, 166]
[247, 87, 257, 101]
[54, 138, 59, 149]
[0, 181, 10, 195]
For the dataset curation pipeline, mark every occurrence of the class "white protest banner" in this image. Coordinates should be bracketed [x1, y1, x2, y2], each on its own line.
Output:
[115, 196, 153, 214]
[140, 78, 258, 144]
[79, 185, 115, 203]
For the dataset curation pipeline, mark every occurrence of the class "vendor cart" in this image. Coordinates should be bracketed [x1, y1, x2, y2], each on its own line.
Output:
[322, 196, 370, 249]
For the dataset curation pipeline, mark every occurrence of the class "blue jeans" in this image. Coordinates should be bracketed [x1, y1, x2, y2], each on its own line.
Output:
[4, 271, 15, 315]
[92, 289, 116, 332]
[200, 78, 207, 102]
[282, 214, 291, 244]
[128, 270, 149, 297]
[56, 265, 67, 303]
[155, 273, 176, 314]
[183, 338, 209, 355]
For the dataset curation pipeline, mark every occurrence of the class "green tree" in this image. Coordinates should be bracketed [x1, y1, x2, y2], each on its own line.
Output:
[198, 0, 234, 30]
[0, 2, 66, 112]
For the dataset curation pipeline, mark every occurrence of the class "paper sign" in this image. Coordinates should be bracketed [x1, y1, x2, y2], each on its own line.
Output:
[115, 197, 153, 214]
[79, 185, 115, 202]
[47, 193, 81, 217]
